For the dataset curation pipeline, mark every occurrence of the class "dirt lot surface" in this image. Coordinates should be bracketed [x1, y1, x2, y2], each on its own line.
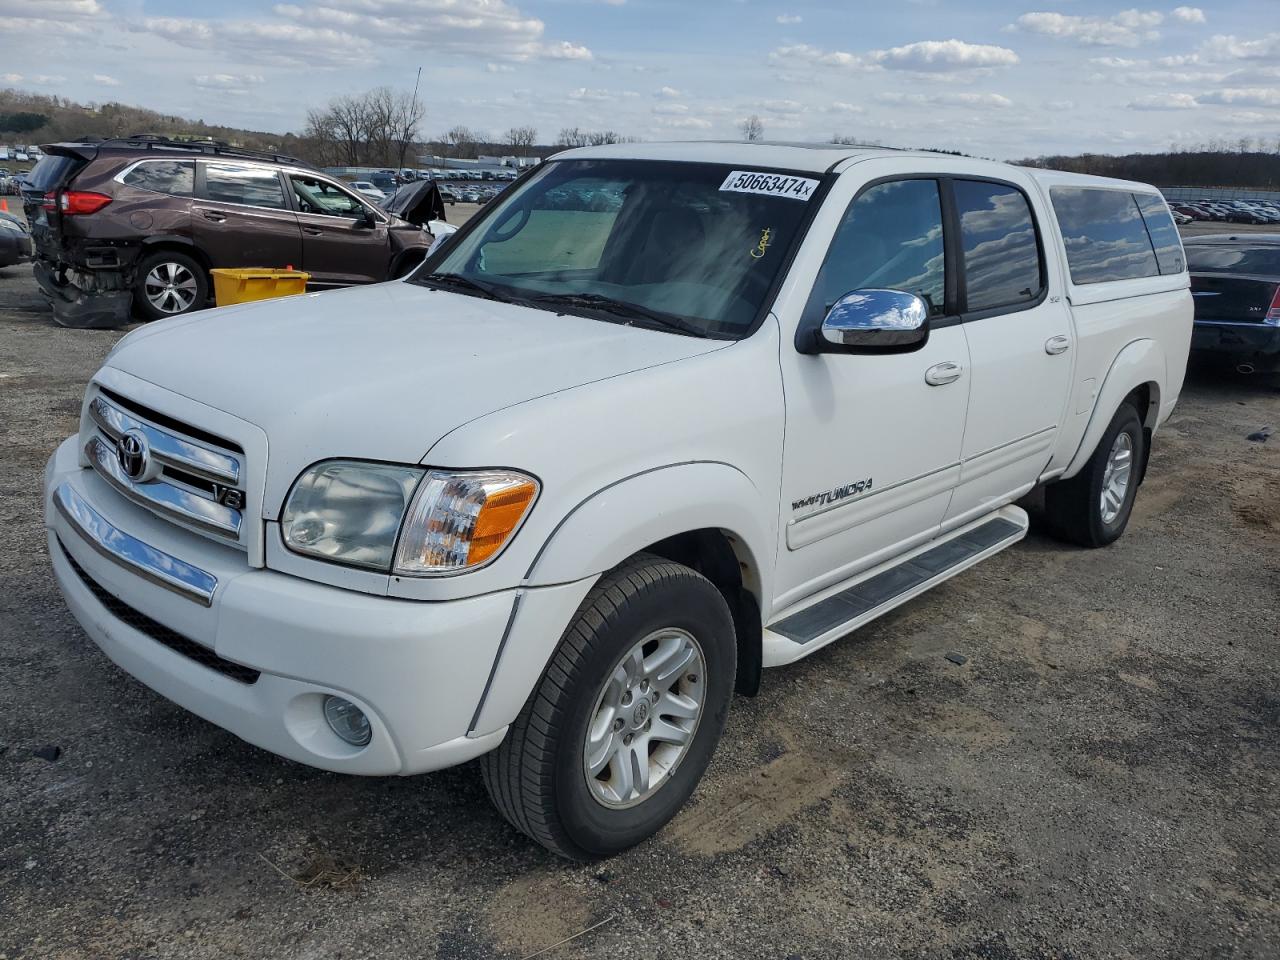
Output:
[1, 251, 1278, 959]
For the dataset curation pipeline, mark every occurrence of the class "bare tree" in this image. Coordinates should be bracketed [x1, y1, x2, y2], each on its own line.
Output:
[740, 114, 764, 142]
[504, 125, 537, 156]
[587, 130, 622, 145]
[444, 124, 478, 159]
[557, 127, 590, 147]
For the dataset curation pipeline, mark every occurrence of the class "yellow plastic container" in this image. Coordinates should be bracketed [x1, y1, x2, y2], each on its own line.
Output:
[210, 268, 310, 307]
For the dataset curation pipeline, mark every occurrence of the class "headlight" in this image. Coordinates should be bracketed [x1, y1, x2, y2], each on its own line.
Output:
[281, 461, 423, 570]
[394, 470, 539, 575]
[280, 461, 538, 575]
[0, 217, 24, 234]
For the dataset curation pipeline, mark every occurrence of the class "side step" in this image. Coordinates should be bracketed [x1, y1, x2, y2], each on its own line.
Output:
[761, 506, 1028, 668]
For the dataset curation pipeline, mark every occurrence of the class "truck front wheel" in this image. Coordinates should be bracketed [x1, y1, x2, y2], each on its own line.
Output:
[1044, 402, 1146, 548]
[480, 553, 736, 860]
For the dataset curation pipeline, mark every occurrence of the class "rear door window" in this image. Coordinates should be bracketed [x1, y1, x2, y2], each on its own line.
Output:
[808, 178, 947, 320]
[1050, 187, 1159, 285]
[201, 163, 288, 210]
[122, 160, 194, 197]
[954, 180, 1043, 312]
[1134, 195, 1185, 275]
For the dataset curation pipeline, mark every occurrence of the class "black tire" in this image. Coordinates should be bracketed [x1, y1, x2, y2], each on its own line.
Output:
[1044, 402, 1145, 548]
[133, 250, 208, 321]
[481, 553, 736, 860]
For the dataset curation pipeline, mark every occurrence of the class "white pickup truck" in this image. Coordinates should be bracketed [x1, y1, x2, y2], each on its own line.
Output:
[45, 142, 1192, 860]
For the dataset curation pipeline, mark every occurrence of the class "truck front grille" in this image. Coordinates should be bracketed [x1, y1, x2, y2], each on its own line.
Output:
[84, 388, 248, 547]
[59, 540, 260, 685]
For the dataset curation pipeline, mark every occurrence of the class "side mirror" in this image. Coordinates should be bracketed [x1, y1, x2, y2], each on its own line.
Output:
[354, 207, 377, 228]
[820, 288, 930, 353]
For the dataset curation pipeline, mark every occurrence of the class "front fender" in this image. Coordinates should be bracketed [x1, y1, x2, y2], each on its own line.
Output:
[524, 460, 774, 596]
[1063, 338, 1164, 478]
[465, 462, 775, 736]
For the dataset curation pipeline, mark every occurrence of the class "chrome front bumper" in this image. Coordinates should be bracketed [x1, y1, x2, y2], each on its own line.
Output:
[53, 482, 217, 606]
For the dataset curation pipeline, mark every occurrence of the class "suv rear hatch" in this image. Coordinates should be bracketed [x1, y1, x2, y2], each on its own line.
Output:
[21, 144, 96, 260]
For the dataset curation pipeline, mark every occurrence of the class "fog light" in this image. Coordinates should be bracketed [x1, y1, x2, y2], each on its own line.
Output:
[323, 696, 371, 747]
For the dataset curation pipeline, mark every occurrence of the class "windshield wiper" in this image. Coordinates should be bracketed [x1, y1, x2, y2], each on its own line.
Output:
[528, 293, 709, 338]
[418, 272, 512, 303]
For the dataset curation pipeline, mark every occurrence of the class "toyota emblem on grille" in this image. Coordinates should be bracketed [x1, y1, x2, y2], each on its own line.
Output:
[117, 429, 150, 482]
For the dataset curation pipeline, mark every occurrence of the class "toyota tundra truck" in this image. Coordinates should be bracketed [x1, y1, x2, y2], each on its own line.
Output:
[44, 142, 1193, 859]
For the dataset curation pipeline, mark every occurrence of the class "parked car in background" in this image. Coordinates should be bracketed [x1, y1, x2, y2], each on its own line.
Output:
[23, 136, 439, 328]
[348, 180, 387, 202]
[1184, 234, 1280, 374]
[14, 150, 29, 162]
[0, 210, 32, 267]
[43, 142, 1191, 860]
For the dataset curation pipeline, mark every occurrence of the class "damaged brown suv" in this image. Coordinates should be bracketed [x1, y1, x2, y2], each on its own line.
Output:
[23, 136, 444, 328]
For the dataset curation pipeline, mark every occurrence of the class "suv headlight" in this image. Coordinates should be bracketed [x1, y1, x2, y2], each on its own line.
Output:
[281, 460, 538, 575]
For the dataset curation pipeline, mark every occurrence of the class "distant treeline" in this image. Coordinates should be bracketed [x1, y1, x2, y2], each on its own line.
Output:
[1020, 150, 1280, 190]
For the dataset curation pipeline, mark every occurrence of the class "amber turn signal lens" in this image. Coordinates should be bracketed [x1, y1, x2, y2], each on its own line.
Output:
[469, 479, 539, 565]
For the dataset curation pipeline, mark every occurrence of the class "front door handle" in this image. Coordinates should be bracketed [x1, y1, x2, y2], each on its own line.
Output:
[1045, 335, 1071, 355]
[303, 227, 323, 236]
[924, 361, 963, 386]
[201, 210, 226, 223]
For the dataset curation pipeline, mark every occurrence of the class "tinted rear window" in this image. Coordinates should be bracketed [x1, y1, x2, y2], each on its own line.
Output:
[954, 179, 1043, 312]
[1134, 194, 1185, 275]
[1051, 187, 1159, 285]
[202, 163, 287, 209]
[1185, 244, 1280, 276]
[25, 154, 83, 192]
[123, 160, 194, 197]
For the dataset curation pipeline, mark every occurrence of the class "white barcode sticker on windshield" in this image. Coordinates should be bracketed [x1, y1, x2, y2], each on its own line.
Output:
[719, 171, 819, 201]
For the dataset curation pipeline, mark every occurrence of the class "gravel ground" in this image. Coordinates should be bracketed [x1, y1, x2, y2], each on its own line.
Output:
[1, 252, 1277, 960]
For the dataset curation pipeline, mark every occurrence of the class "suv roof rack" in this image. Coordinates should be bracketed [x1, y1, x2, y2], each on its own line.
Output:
[94, 134, 312, 168]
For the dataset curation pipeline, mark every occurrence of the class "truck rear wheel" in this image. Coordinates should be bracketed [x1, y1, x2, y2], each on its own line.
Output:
[480, 553, 736, 860]
[1044, 402, 1145, 548]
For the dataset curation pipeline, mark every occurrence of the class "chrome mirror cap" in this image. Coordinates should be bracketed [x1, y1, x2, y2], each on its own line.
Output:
[821, 288, 930, 349]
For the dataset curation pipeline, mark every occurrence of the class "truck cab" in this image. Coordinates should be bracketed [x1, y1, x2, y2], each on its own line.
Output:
[44, 142, 1192, 860]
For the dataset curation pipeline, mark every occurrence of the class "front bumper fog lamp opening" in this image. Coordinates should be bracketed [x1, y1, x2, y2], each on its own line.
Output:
[323, 695, 372, 747]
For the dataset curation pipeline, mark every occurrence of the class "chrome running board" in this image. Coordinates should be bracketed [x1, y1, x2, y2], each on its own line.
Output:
[762, 506, 1028, 667]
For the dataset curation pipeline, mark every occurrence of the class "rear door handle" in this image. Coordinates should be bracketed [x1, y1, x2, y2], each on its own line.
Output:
[200, 210, 226, 223]
[1045, 335, 1071, 355]
[924, 361, 963, 386]
[303, 227, 323, 236]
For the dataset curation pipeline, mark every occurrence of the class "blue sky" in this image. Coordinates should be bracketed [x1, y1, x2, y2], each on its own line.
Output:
[2, 1, 1278, 158]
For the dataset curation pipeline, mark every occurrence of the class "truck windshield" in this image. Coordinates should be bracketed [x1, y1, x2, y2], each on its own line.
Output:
[416, 159, 821, 338]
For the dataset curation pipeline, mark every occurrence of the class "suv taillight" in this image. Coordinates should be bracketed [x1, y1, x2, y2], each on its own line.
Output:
[42, 190, 112, 215]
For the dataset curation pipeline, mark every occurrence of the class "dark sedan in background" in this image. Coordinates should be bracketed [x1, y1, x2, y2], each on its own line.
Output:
[0, 210, 32, 266]
[1185, 234, 1280, 374]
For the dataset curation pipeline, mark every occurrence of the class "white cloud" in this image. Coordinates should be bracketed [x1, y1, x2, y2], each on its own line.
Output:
[826, 101, 864, 113]
[873, 38, 1020, 71]
[1202, 33, 1280, 62]
[657, 115, 712, 129]
[0, 0, 102, 17]
[1170, 6, 1205, 24]
[1012, 10, 1165, 47]
[1198, 87, 1280, 108]
[878, 91, 1014, 108]
[568, 87, 612, 101]
[1, 72, 22, 83]
[1128, 92, 1198, 109]
[92, 73, 120, 86]
[770, 38, 1018, 74]
[29, 74, 67, 85]
[657, 85, 682, 98]
[486, 63, 514, 73]
[132, 1, 591, 67]
[776, 14, 802, 25]
[193, 73, 267, 96]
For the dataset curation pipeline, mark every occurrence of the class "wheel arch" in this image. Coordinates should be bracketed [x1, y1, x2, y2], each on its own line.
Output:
[469, 462, 774, 735]
[1062, 338, 1164, 480]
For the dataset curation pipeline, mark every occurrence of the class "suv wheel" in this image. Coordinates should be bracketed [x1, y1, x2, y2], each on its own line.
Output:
[481, 553, 736, 860]
[1043, 402, 1145, 548]
[134, 251, 207, 321]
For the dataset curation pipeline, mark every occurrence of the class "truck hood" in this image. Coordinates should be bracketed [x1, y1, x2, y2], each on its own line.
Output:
[105, 281, 724, 510]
